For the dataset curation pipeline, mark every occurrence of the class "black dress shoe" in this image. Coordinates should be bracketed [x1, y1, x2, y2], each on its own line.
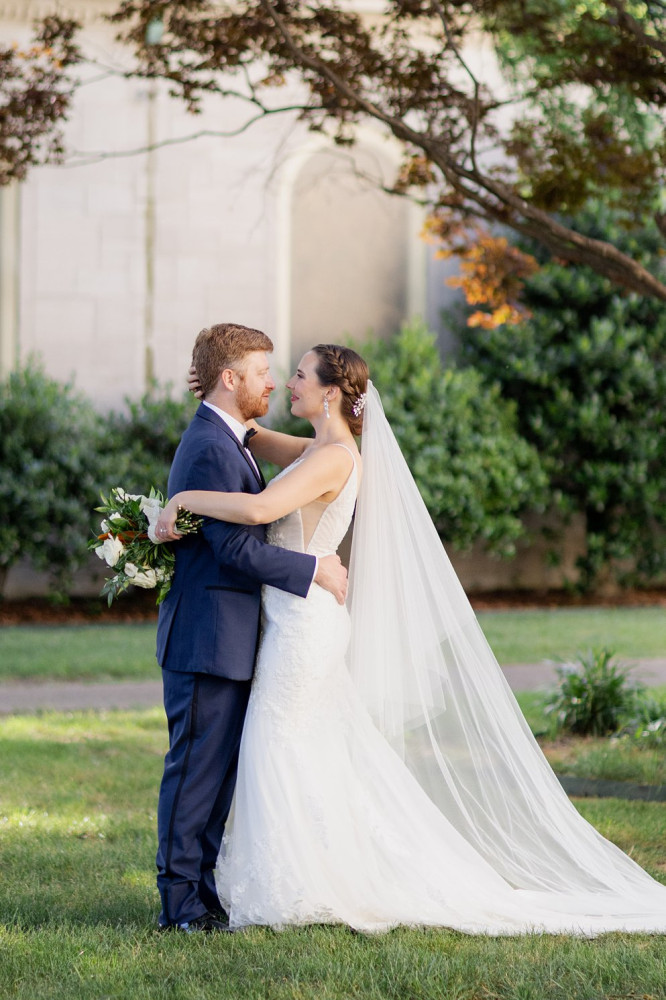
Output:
[158, 911, 232, 934]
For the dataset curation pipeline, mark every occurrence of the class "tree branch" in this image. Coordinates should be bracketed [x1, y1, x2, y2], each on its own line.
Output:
[9, 1, 666, 302]
[60, 107, 308, 166]
[259, 0, 426, 145]
[604, 0, 666, 56]
[258, 0, 666, 301]
[430, 0, 482, 171]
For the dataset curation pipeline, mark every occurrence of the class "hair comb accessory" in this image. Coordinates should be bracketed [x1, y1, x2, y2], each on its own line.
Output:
[352, 393, 367, 418]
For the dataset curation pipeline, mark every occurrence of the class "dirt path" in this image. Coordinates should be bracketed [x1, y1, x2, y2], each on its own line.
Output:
[0, 679, 164, 714]
[2, 659, 666, 715]
[2, 591, 665, 715]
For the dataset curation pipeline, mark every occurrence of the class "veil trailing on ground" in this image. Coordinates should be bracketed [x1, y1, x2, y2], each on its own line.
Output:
[347, 381, 665, 901]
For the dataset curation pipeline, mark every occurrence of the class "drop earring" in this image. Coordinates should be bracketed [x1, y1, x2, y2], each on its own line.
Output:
[323, 396, 330, 419]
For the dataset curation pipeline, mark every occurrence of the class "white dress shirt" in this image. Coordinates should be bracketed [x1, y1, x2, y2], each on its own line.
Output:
[203, 400, 260, 477]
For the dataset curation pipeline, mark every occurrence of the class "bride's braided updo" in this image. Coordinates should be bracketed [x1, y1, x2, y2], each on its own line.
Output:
[311, 344, 369, 436]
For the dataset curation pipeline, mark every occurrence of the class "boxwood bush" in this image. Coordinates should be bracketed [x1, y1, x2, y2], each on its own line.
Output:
[458, 203, 666, 588]
[0, 367, 195, 597]
[0, 362, 110, 595]
[103, 382, 196, 496]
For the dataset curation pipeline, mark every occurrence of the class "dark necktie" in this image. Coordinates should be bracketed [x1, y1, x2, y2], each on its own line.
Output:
[242, 427, 264, 487]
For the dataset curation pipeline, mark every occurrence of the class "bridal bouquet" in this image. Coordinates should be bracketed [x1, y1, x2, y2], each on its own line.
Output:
[89, 487, 202, 606]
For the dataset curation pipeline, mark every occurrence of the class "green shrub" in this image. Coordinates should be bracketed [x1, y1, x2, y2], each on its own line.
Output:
[0, 361, 109, 595]
[545, 647, 642, 736]
[615, 692, 666, 749]
[361, 322, 548, 555]
[458, 203, 666, 588]
[617, 718, 666, 750]
[0, 369, 195, 599]
[103, 382, 196, 495]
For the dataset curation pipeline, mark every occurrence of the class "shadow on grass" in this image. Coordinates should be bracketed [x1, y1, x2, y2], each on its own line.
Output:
[3, 711, 666, 1000]
[0, 827, 159, 930]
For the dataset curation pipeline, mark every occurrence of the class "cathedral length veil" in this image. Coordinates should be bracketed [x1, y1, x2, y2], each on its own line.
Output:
[347, 381, 666, 907]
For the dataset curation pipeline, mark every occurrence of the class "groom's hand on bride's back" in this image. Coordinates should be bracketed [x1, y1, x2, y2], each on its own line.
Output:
[315, 555, 348, 605]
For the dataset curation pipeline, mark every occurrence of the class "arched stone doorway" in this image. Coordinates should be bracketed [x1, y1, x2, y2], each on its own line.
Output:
[289, 144, 410, 365]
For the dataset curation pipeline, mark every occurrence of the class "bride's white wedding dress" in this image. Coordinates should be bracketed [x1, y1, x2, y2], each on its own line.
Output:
[216, 396, 666, 935]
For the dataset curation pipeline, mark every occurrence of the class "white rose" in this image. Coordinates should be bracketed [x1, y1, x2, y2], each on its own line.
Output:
[130, 566, 158, 589]
[140, 496, 162, 517]
[140, 497, 164, 543]
[114, 488, 142, 503]
[101, 535, 124, 567]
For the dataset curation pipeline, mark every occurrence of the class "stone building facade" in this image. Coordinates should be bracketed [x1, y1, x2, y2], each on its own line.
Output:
[0, 0, 454, 406]
[1, 2, 584, 595]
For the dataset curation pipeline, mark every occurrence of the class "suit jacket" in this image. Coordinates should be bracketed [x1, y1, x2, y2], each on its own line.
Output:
[156, 403, 316, 680]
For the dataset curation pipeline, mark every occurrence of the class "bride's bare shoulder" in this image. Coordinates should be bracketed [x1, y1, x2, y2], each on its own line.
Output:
[332, 440, 362, 468]
[323, 440, 362, 487]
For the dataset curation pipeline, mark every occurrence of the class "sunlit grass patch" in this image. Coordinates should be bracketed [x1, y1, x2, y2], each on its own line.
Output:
[478, 606, 666, 665]
[1, 709, 666, 1000]
[1, 920, 666, 1000]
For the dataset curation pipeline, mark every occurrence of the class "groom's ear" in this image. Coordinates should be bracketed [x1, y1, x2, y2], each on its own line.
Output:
[219, 368, 236, 392]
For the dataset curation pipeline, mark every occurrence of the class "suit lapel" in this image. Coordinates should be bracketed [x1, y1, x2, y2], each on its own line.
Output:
[196, 404, 265, 489]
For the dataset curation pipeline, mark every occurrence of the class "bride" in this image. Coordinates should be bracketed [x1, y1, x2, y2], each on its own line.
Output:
[156, 343, 666, 935]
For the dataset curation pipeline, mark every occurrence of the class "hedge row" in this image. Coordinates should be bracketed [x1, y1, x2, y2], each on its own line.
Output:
[1, 330, 547, 597]
[0, 365, 197, 596]
[458, 203, 666, 589]
[3, 290, 665, 596]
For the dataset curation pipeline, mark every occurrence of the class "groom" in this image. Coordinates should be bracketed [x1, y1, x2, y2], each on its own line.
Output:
[155, 323, 347, 932]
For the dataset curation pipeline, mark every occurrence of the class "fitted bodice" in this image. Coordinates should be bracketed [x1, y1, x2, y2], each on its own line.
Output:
[266, 444, 358, 557]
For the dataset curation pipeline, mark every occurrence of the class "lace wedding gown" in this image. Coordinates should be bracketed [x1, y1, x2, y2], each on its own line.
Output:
[216, 442, 666, 935]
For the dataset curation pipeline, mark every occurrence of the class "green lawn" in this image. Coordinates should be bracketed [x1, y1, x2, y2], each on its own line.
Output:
[544, 735, 666, 787]
[515, 687, 666, 785]
[1, 709, 665, 1000]
[478, 606, 666, 664]
[0, 607, 664, 683]
[0, 624, 159, 682]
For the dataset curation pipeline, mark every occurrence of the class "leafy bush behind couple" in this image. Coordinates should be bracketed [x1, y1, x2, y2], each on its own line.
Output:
[3, 276, 666, 596]
[0, 324, 544, 598]
[0, 367, 195, 597]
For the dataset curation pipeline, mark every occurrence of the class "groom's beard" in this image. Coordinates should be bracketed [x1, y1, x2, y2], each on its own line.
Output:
[236, 380, 271, 421]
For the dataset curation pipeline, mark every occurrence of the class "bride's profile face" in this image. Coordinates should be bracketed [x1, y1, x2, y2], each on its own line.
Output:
[286, 352, 325, 419]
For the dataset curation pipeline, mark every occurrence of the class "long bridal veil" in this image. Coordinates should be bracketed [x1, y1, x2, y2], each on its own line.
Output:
[347, 381, 666, 905]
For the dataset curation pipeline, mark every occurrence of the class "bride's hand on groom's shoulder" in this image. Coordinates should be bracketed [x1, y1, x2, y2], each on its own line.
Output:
[187, 364, 203, 399]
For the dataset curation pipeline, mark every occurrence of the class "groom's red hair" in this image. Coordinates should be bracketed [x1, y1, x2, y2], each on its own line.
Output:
[193, 323, 273, 396]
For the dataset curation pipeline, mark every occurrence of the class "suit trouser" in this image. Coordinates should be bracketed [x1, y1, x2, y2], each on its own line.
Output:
[156, 669, 251, 925]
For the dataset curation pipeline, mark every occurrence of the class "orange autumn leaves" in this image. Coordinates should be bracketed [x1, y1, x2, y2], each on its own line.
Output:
[424, 214, 539, 329]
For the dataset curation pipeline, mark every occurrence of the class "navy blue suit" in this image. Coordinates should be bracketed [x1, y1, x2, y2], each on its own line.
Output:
[155, 403, 315, 926]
